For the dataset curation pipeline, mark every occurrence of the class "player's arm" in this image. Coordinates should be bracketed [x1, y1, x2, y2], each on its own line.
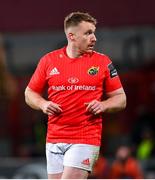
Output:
[86, 87, 126, 115]
[25, 87, 62, 115]
[102, 87, 126, 113]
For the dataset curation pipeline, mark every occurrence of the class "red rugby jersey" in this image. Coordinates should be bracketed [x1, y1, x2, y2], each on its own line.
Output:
[28, 47, 122, 145]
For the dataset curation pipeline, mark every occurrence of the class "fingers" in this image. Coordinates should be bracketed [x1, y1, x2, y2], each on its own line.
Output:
[85, 100, 97, 111]
[43, 101, 62, 115]
[48, 103, 62, 113]
[85, 100, 103, 115]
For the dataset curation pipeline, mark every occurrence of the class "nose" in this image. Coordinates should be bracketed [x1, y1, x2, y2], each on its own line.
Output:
[91, 34, 97, 42]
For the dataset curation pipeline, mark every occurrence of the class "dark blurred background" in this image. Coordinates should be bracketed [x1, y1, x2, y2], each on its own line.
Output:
[0, 0, 155, 178]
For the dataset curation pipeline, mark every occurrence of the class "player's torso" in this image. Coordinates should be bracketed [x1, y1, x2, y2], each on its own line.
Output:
[44, 49, 107, 145]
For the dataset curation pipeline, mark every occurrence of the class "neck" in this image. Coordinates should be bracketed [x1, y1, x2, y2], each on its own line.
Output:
[66, 44, 83, 58]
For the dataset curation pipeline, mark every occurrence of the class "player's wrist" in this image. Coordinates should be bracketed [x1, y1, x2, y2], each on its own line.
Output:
[101, 101, 109, 113]
[37, 98, 47, 111]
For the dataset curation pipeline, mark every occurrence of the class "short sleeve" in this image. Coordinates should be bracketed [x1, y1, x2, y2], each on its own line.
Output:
[28, 55, 47, 94]
[104, 56, 122, 93]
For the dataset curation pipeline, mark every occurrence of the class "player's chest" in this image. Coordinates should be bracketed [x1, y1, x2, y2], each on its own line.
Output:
[46, 61, 105, 86]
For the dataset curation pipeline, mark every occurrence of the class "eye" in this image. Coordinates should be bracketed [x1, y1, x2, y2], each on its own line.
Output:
[85, 30, 94, 35]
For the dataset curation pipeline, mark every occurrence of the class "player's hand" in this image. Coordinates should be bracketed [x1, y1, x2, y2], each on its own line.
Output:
[41, 101, 62, 116]
[85, 100, 107, 115]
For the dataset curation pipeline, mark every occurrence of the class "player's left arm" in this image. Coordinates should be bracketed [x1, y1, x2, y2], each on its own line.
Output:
[102, 87, 126, 113]
[86, 87, 126, 115]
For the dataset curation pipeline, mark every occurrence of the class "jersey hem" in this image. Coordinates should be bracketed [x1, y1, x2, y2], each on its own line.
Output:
[46, 139, 101, 146]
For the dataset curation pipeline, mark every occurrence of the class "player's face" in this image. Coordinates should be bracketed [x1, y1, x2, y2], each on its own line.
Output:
[73, 21, 97, 54]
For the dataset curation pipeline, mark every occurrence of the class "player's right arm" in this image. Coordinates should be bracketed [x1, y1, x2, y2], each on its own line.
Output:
[25, 87, 62, 115]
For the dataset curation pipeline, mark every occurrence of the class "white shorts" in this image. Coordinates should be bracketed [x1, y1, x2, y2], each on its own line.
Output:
[46, 143, 100, 174]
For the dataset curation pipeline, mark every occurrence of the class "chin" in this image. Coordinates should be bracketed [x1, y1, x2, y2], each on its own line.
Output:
[81, 49, 93, 55]
[86, 49, 93, 53]
[86, 47, 94, 51]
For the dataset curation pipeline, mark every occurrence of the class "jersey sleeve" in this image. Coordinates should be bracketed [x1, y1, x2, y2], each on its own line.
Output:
[28, 55, 47, 94]
[104, 56, 122, 93]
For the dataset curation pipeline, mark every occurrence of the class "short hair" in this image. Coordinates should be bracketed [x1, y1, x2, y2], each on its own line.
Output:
[64, 11, 97, 31]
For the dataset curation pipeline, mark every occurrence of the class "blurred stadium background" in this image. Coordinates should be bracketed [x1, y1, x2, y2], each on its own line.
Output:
[0, 0, 155, 178]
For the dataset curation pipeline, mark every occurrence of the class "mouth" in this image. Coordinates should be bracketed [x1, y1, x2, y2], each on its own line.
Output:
[88, 44, 95, 49]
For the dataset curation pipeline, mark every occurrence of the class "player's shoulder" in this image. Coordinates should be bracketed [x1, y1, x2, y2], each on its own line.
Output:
[44, 48, 63, 58]
[39, 48, 64, 62]
[92, 51, 112, 64]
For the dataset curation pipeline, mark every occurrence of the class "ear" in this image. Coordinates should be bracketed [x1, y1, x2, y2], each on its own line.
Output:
[68, 33, 75, 41]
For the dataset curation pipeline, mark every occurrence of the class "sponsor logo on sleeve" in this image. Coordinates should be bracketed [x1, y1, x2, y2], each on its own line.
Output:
[108, 63, 118, 78]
